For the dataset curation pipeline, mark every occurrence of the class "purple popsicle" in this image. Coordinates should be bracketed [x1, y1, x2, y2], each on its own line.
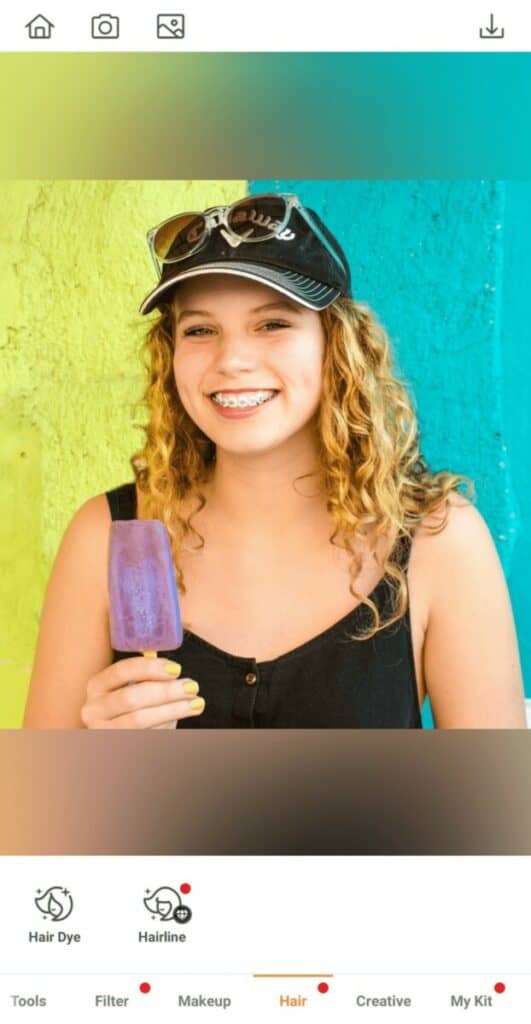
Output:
[108, 520, 183, 654]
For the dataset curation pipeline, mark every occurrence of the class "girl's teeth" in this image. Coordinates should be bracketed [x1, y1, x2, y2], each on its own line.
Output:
[211, 391, 276, 408]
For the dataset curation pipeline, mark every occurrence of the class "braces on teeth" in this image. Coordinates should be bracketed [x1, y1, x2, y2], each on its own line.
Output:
[211, 391, 276, 408]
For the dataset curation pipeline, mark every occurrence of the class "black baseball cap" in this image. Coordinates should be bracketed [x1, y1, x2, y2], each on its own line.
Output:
[139, 196, 352, 315]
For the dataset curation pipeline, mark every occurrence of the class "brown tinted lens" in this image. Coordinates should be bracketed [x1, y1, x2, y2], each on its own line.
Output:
[154, 214, 206, 261]
[227, 196, 287, 240]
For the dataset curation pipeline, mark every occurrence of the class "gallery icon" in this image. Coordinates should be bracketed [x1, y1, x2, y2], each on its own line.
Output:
[25, 14, 54, 39]
[157, 13, 185, 39]
[144, 885, 192, 923]
[34, 886, 74, 922]
[91, 13, 120, 39]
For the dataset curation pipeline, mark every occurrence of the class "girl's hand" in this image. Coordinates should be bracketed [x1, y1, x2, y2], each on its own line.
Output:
[80, 658, 205, 729]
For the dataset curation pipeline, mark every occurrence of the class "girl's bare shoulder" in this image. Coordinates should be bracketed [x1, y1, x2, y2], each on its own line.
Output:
[406, 492, 496, 634]
[409, 493, 525, 727]
[61, 490, 112, 552]
[412, 491, 495, 566]
[55, 491, 114, 601]
[408, 490, 511, 651]
[62, 490, 114, 549]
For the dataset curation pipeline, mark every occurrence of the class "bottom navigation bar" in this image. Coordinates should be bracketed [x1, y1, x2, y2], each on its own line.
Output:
[0, 974, 522, 1019]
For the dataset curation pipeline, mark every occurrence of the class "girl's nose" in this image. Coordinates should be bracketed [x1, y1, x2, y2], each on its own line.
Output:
[213, 334, 257, 369]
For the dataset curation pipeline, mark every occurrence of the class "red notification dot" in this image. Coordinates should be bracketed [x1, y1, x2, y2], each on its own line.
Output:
[180, 883, 191, 895]
[494, 982, 506, 994]
[139, 982, 151, 994]
[317, 982, 329, 994]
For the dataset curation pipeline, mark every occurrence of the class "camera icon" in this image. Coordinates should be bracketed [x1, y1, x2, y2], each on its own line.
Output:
[91, 13, 120, 39]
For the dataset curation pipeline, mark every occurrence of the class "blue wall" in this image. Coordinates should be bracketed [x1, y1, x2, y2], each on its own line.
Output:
[251, 181, 531, 720]
[500, 183, 531, 698]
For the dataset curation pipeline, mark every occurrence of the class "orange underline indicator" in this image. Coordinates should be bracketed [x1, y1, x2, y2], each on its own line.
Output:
[253, 974, 334, 978]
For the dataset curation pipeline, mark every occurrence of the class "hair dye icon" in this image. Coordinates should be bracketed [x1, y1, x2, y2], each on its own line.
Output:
[144, 885, 192, 923]
[34, 886, 74, 922]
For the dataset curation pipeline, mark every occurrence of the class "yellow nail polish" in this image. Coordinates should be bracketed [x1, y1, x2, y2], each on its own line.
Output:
[183, 680, 199, 695]
[164, 662, 182, 676]
[189, 697, 205, 710]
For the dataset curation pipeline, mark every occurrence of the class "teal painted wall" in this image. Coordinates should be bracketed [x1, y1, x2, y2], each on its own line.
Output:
[500, 183, 531, 700]
[251, 181, 530, 721]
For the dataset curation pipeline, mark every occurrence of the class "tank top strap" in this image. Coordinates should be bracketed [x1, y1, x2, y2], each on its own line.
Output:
[105, 481, 137, 521]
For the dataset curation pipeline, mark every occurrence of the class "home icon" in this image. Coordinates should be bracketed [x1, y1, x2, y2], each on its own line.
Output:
[25, 14, 54, 39]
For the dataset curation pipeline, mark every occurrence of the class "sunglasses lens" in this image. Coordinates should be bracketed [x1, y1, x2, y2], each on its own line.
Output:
[227, 196, 287, 240]
[153, 214, 206, 261]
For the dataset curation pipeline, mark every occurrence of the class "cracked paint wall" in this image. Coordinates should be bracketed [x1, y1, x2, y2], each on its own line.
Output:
[1, 180, 245, 726]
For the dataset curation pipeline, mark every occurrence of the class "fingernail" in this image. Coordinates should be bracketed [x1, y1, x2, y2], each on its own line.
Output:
[189, 697, 205, 711]
[164, 662, 182, 676]
[183, 680, 199, 695]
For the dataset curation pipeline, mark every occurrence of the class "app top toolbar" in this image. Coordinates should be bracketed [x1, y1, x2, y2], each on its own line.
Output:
[4, 2, 530, 51]
[21, 11, 185, 45]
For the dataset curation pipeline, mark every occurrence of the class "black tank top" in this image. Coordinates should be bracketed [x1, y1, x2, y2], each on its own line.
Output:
[106, 482, 422, 729]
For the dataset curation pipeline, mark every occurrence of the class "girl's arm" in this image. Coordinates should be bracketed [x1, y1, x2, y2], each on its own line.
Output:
[23, 496, 113, 728]
[419, 498, 526, 728]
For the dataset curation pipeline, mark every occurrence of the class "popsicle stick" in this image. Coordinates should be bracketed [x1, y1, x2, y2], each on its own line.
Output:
[142, 650, 177, 730]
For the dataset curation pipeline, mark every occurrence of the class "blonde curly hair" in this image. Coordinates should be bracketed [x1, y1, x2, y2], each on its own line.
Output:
[129, 294, 472, 640]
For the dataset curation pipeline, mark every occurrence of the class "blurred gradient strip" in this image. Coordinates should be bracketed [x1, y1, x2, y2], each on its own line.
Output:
[1, 733, 531, 854]
[3, 54, 531, 177]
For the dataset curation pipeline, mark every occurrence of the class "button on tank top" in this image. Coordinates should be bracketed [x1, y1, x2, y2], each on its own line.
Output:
[106, 482, 422, 729]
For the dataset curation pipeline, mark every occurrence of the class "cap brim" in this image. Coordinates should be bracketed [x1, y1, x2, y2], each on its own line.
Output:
[139, 262, 341, 315]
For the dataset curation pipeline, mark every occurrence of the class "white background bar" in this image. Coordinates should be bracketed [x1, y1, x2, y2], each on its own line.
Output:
[2, 2, 529, 52]
[0, 856, 528, 1018]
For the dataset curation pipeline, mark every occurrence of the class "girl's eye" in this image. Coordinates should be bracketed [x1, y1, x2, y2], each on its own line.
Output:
[183, 326, 213, 337]
[260, 320, 291, 331]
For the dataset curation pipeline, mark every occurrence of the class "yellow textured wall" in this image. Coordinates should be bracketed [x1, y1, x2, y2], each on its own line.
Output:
[1, 180, 246, 727]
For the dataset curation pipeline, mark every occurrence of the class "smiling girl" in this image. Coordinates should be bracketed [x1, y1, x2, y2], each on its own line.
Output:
[23, 194, 526, 729]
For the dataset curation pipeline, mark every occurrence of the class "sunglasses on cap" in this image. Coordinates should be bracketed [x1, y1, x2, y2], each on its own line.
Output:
[146, 193, 346, 278]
